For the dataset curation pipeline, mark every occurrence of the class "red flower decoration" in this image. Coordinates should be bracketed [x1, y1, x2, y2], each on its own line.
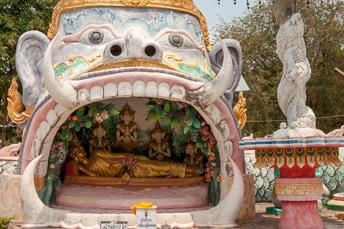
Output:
[156, 99, 163, 105]
[216, 175, 222, 183]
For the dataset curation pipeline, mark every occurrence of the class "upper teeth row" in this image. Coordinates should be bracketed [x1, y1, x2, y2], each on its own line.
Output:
[78, 81, 187, 103]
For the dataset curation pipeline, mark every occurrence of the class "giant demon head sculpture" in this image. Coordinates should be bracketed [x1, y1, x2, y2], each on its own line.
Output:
[13, 0, 245, 227]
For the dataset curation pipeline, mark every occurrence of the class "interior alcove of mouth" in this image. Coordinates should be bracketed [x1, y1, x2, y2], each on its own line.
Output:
[39, 97, 221, 212]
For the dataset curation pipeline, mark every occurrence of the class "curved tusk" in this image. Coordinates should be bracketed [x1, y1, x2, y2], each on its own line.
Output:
[215, 41, 236, 95]
[191, 158, 244, 228]
[21, 155, 67, 227]
[42, 37, 77, 109]
[187, 42, 235, 108]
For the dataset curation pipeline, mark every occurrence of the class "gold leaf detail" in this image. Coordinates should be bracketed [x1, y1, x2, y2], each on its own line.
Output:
[89, 59, 176, 72]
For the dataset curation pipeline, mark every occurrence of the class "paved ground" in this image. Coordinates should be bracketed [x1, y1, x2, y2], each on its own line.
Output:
[235, 203, 344, 229]
[8, 203, 344, 229]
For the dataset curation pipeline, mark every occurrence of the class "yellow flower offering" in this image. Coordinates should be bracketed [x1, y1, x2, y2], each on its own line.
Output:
[130, 202, 154, 214]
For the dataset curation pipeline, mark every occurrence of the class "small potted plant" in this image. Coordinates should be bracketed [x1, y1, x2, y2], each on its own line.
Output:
[0, 217, 11, 229]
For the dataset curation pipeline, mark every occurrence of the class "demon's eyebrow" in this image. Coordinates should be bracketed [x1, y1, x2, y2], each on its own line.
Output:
[60, 24, 120, 43]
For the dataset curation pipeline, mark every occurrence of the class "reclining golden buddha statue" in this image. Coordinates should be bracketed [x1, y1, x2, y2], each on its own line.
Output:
[67, 104, 199, 179]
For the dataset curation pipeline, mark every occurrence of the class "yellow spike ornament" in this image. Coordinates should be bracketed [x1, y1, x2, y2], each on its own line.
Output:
[234, 91, 248, 129]
[7, 78, 34, 125]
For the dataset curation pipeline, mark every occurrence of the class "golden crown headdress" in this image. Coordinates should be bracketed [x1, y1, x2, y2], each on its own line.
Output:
[48, 0, 211, 49]
[120, 103, 135, 116]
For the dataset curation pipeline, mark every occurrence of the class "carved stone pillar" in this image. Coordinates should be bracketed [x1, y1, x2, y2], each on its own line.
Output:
[276, 168, 324, 229]
[240, 138, 343, 229]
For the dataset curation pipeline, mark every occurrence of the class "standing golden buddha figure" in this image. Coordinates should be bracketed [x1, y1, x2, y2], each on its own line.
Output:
[89, 123, 112, 154]
[148, 122, 171, 161]
[115, 103, 138, 151]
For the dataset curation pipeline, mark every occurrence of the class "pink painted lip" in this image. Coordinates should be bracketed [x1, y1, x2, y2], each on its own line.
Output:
[21, 69, 244, 173]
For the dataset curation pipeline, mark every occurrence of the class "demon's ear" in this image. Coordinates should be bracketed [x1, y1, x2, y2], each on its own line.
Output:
[16, 31, 50, 107]
[209, 39, 242, 93]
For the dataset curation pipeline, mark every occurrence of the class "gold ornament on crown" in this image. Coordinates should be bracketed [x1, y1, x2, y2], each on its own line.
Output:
[48, 0, 211, 50]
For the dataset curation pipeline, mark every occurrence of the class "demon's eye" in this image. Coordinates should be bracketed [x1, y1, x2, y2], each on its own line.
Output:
[79, 29, 114, 45]
[89, 31, 104, 44]
[169, 34, 184, 47]
[159, 32, 197, 49]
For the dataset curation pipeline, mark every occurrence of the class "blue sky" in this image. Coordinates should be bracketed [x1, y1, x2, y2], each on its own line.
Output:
[194, 0, 253, 30]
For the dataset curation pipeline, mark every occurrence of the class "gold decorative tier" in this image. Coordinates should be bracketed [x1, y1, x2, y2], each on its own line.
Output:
[254, 147, 342, 168]
[48, 0, 211, 50]
[275, 178, 323, 197]
[64, 175, 205, 186]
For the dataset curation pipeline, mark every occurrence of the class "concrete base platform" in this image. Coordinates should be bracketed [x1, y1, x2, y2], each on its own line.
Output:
[55, 183, 209, 211]
[0, 175, 22, 221]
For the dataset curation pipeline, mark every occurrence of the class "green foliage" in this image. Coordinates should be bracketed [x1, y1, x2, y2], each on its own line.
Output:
[146, 99, 203, 157]
[60, 103, 119, 144]
[0, 217, 11, 229]
[147, 99, 200, 135]
[172, 133, 189, 158]
[208, 177, 220, 206]
[0, 0, 58, 144]
[39, 141, 65, 205]
[146, 99, 218, 159]
[207, 147, 221, 206]
[215, 1, 344, 137]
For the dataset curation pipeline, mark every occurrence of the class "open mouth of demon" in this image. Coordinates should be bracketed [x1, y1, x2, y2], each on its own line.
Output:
[20, 65, 242, 213]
